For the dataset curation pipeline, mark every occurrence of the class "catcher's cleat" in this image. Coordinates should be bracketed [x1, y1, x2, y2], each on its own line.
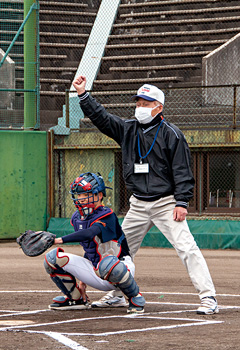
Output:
[197, 296, 219, 315]
[127, 294, 145, 314]
[91, 290, 128, 308]
[49, 296, 89, 310]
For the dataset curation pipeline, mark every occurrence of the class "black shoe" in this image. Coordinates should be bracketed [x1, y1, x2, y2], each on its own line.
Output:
[49, 296, 89, 310]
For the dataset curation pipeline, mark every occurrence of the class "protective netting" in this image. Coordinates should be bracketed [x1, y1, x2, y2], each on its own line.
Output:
[52, 141, 240, 218]
[66, 85, 240, 129]
[0, 0, 40, 128]
[1, 0, 240, 217]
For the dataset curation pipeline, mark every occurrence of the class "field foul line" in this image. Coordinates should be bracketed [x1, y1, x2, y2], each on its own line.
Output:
[0, 314, 170, 330]
[0, 309, 51, 318]
[45, 332, 88, 350]
[1, 290, 240, 297]
[1, 302, 240, 319]
[0, 291, 238, 350]
[0, 312, 224, 331]
[25, 318, 223, 336]
[0, 315, 224, 350]
[0, 305, 226, 350]
[0, 290, 238, 350]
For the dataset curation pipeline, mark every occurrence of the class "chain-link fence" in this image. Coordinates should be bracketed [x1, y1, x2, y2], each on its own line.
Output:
[1, 0, 240, 218]
[189, 150, 240, 215]
[38, 0, 100, 128]
[49, 0, 240, 219]
[65, 84, 240, 129]
[2, 0, 240, 129]
[51, 83, 240, 219]
[51, 144, 240, 219]
[0, 0, 40, 129]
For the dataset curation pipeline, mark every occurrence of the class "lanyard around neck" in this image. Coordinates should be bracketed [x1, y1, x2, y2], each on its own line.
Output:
[137, 119, 164, 164]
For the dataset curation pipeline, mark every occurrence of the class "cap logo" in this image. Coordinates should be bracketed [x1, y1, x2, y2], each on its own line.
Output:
[140, 86, 150, 93]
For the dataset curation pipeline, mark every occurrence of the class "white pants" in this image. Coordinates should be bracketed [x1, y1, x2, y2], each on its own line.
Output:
[58, 252, 135, 292]
[122, 195, 216, 299]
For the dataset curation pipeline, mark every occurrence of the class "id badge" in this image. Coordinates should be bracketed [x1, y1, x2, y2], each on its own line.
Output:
[134, 163, 149, 173]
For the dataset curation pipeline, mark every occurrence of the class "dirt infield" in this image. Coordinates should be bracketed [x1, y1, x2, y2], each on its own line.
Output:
[1, 242, 240, 350]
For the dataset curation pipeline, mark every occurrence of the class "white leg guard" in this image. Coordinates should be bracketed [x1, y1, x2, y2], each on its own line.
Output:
[44, 247, 81, 301]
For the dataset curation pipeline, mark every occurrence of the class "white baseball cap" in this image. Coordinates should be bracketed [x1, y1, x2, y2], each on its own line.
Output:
[132, 84, 165, 105]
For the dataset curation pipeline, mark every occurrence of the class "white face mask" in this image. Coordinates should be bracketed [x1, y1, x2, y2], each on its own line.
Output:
[134, 105, 160, 124]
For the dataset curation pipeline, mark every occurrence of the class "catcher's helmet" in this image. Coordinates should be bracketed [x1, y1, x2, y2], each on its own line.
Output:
[69, 172, 111, 218]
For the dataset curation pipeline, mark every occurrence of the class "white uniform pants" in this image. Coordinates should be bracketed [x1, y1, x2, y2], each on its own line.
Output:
[122, 195, 216, 299]
[58, 252, 135, 293]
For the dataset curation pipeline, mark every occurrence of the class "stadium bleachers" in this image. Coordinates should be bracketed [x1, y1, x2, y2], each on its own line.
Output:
[1, 0, 240, 129]
[94, 1, 240, 90]
[38, 0, 99, 129]
[89, 0, 240, 122]
[0, 0, 99, 129]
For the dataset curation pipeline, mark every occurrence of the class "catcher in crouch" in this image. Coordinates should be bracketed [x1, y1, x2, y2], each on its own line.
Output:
[44, 172, 145, 313]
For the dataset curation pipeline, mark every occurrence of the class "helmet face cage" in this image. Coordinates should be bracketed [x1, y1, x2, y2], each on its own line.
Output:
[69, 172, 106, 218]
[72, 192, 98, 219]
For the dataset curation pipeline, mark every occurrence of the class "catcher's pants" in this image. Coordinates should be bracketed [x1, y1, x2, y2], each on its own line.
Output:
[122, 195, 216, 299]
[58, 252, 135, 292]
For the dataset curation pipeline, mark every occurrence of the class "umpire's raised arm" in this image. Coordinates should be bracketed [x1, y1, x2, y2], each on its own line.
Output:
[73, 76, 125, 146]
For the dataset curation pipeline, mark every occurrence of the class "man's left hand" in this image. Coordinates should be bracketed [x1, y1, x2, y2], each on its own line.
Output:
[173, 207, 188, 222]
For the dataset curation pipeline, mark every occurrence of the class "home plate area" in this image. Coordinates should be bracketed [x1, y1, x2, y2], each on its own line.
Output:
[1, 291, 235, 350]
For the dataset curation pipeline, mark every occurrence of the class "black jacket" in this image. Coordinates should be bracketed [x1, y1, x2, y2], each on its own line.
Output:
[79, 92, 195, 208]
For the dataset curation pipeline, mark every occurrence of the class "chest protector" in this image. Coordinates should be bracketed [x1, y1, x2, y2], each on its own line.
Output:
[71, 206, 123, 267]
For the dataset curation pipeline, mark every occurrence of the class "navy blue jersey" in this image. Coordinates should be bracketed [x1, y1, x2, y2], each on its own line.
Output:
[62, 206, 130, 267]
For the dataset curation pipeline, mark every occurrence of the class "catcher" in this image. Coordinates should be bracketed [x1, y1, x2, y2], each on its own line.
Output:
[43, 172, 145, 313]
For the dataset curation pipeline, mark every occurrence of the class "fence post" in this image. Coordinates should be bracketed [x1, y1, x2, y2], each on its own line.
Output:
[24, 0, 37, 129]
[233, 85, 237, 129]
[47, 129, 54, 223]
[65, 90, 70, 128]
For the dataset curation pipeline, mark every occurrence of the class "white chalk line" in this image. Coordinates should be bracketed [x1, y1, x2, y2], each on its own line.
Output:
[60, 320, 224, 336]
[44, 332, 89, 350]
[0, 309, 50, 318]
[4, 318, 224, 337]
[0, 314, 146, 331]
[1, 290, 238, 350]
[1, 290, 240, 297]
[13, 318, 220, 350]
[0, 312, 224, 336]
[0, 311, 224, 332]
[0, 311, 224, 350]
[0, 310, 23, 313]
[1, 300, 240, 319]
[0, 307, 195, 319]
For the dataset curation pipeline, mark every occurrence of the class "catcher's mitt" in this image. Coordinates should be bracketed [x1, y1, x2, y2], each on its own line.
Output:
[16, 230, 56, 257]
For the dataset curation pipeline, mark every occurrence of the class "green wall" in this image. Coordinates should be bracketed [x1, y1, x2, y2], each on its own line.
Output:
[47, 217, 240, 250]
[0, 131, 47, 239]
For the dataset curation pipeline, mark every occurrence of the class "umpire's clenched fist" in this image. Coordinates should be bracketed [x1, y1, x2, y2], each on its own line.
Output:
[73, 75, 87, 95]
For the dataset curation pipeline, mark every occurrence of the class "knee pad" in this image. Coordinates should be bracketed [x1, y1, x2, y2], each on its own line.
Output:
[44, 247, 80, 301]
[44, 247, 69, 275]
[96, 255, 124, 281]
[96, 255, 139, 298]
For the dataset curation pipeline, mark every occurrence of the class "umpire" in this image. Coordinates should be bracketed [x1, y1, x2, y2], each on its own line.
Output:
[73, 76, 218, 315]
